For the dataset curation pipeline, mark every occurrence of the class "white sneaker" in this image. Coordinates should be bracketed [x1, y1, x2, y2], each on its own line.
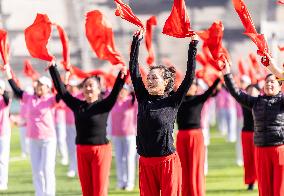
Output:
[125, 186, 134, 191]
[0, 184, 7, 191]
[67, 170, 76, 178]
[236, 160, 244, 167]
[61, 158, 68, 166]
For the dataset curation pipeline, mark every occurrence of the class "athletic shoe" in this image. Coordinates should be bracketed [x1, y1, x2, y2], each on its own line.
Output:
[0, 184, 7, 191]
[67, 170, 76, 178]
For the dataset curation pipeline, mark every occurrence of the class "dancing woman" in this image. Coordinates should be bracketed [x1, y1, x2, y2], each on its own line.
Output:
[129, 30, 198, 196]
[176, 78, 220, 196]
[240, 84, 260, 191]
[222, 59, 284, 196]
[48, 62, 127, 196]
[4, 65, 58, 196]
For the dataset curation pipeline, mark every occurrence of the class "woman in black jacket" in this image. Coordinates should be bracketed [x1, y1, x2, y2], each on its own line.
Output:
[129, 30, 198, 196]
[222, 59, 284, 196]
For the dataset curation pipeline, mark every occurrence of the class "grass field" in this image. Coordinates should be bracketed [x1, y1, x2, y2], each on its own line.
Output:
[1, 127, 258, 196]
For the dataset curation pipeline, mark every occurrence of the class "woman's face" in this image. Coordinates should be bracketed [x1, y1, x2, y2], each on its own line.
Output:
[35, 82, 49, 97]
[83, 78, 100, 102]
[146, 69, 168, 95]
[264, 75, 281, 96]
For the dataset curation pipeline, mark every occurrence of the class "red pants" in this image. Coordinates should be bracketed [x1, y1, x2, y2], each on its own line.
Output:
[241, 132, 256, 185]
[76, 143, 112, 196]
[139, 152, 182, 196]
[255, 145, 284, 196]
[176, 130, 205, 196]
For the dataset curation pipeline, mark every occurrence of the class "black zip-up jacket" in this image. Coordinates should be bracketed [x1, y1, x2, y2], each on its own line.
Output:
[130, 36, 198, 157]
[224, 73, 284, 146]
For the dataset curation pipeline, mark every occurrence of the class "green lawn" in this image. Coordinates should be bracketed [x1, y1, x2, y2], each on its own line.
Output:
[2, 127, 258, 195]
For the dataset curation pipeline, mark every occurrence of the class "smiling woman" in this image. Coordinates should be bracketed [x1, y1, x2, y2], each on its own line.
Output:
[221, 59, 284, 196]
[146, 65, 176, 96]
[129, 30, 198, 196]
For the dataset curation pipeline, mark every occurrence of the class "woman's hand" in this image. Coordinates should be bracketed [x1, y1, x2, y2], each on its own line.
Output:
[133, 29, 144, 41]
[120, 65, 128, 79]
[190, 33, 199, 42]
[4, 64, 12, 79]
[221, 59, 231, 75]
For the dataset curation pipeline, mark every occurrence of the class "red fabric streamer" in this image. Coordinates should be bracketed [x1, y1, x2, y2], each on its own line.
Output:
[238, 59, 247, 76]
[24, 14, 54, 61]
[278, 45, 284, 51]
[23, 59, 40, 80]
[232, 0, 269, 56]
[232, 0, 257, 34]
[86, 10, 125, 66]
[114, 0, 144, 29]
[249, 53, 261, 71]
[196, 53, 207, 67]
[162, 0, 194, 38]
[55, 24, 70, 70]
[197, 21, 224, 60]
[145, 16, 157, 66]
[0, 29, 9, 65]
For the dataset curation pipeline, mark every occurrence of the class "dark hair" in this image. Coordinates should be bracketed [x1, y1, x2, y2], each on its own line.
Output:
[265, 74, 282, 86]
[81, 76, 101, 89]
[149, 65, 176, 94]
[245, 84, 260, 92]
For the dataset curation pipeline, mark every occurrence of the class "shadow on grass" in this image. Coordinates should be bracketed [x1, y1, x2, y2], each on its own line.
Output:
[207, 189, 257, 193]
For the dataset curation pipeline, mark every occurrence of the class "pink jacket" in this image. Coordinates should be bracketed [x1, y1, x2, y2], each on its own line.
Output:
[111, 96, 137, 136]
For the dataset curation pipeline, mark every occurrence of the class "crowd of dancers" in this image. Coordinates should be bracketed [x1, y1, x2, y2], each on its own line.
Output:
[0, 30, 283, 196]
[0, 1, 284, 195]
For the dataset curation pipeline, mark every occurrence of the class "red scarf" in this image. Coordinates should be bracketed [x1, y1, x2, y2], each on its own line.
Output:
[278, 45, 284, 51]
[86, 10, 125, 66]
[0, 29, 9, 66]
[114, 0, 144, 28]
[238, 59, 248, 76]
[162, 0, 194, 38]
[24, 14, 54, 61]
[55, 24, 70, 70]
[232, 0, 269, 56]
[23, 59, 40, 80]
[145, 16, 157, 66]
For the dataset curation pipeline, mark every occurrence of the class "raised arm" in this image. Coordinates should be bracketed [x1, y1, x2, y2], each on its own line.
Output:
[222, 60, 256, 109]
[129, 32, 148, 101]
[261, 53, 284, 79]
[2, 91, 10, 106]
[170, 38, 198, 105]
[187, 78, 221, 105]
[48, 63, 82, 111]
[4, 65, 24, 99]
[96, 71, 126, 112]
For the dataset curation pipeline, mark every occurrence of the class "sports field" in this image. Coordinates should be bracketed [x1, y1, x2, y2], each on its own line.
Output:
[3, 128, 258, 196]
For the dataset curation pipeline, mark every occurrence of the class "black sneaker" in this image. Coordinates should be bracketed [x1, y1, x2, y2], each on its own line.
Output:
[247, 184, 254, 191]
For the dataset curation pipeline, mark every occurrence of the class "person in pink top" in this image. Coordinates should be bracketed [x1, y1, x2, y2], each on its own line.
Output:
[5, 65, 59, 196]
[216, 85, 237, 142]
[111, 84, 137, 191]
[0, 80, 11, 191]
[54, 101, 68, 166]
[18, 100, 29, 158]
[64, 78, 82, 178]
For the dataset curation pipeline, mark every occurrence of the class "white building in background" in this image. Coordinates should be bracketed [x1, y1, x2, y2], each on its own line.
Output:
[0, 0, 282, 82]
